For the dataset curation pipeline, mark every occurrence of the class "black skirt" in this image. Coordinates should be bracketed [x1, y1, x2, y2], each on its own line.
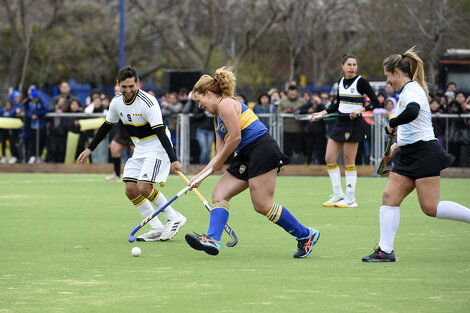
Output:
[392, 140, 455, 180]
[330, 116, 365, 142]
[227, 133, 290, 181]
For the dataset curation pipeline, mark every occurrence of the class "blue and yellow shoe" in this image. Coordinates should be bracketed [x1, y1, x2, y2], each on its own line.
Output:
[293, 227, 320, 258]
[185, 233, 221, 256]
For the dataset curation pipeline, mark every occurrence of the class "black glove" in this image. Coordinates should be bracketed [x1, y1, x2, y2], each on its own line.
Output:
[384, 125, 396, 136]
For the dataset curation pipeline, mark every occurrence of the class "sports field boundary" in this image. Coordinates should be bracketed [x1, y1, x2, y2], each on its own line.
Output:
[0, 163, 468, 178]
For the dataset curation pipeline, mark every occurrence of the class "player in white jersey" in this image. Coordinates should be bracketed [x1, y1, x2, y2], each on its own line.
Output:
[362, 47, 470, 262]
[77, 66, 186, 242]
[312, 54, 379, 208]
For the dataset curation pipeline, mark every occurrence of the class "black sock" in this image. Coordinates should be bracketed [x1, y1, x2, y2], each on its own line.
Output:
[112, 157, 121, 177]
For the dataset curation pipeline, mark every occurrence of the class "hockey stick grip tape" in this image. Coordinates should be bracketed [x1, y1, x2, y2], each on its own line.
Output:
[176, 168, 212, 197]
[177, 171, 208, 203]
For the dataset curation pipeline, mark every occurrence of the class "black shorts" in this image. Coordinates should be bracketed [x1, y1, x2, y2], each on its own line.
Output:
[330, 116, 365, 142]
[392, 140, 455, 180]
[227, 133, 290, 181]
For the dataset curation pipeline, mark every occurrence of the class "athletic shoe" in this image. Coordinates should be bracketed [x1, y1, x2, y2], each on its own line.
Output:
[362, 247, 396, 262]
[106, 173, 121, 182]
[322, 194, 344, 207]
[293, 227, 320, 258]
[28, 156, 36, 164]
[136, 227, 164, 242]
[160, 211, 187, 241]
[8, 157, 18, 164]
[185, 233, 221, 256]
[334, 198, 358, 208]
[0, 156, 7, 164]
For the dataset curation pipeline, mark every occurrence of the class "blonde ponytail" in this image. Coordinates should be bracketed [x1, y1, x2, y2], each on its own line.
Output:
[192, 66, 236, 98]
[383, 46, 428, 95]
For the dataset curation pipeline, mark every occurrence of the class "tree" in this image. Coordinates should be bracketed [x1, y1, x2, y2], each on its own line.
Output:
[128, 0, 278, 73]
[360, 0, 470, 90]
[0, 0, 63, 90]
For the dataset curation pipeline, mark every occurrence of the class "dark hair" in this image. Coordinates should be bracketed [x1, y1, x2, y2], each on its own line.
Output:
[4, 100, 13, 108]
[455, 91, 465, 98]
[90, 89, 101, 97]
[342, 54, 358, 65]
[447, 99, 463, 114]
[117, 66, 138, 82]
[178, 87, 189, 95]
[447, 82, 456, 88]
[158, 91, 169, 98]
[257, 93, 270, 104]
[237, 93, 247, 103]
[287, 85, 297, 91]
[66, 98, 82, 112]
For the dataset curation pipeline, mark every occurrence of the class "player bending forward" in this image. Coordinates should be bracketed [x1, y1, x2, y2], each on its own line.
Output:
[78, 66, 186, 242]
[186, 67, 320, 258]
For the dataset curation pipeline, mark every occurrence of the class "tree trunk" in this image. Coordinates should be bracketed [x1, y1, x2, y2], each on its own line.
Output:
[18, 44, 31, 91]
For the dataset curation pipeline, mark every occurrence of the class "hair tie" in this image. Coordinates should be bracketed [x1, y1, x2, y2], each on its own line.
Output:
[401, 54, 406, 59]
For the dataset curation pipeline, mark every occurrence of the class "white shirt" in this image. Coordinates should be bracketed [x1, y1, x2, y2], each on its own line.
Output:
[338, 76, 364, 113]
[106, 89, 172, 159]
[395, 81, 435, 146]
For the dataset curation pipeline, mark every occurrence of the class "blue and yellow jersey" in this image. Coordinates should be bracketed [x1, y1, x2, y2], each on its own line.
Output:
[215, 99, 267, 153]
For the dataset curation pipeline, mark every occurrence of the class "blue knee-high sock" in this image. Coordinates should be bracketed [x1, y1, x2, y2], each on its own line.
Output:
[207, 202, 230, 242]
[265, 203, 309, 238]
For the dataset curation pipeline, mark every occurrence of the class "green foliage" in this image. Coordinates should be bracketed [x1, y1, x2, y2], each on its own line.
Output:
[1, 0, 470, 93]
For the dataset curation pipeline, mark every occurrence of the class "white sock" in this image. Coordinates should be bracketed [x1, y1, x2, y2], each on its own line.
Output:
[152, 192, 178, 220]
[327, 163, 343, 196]
[135, 199, 163, 229]
[379, 205, 400, 254]
[345, 165, 357, 200]
[436, 201, 470, 223]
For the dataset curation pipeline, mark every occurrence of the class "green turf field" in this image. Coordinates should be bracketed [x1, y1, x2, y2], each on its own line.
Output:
[0, 173, 469, 313]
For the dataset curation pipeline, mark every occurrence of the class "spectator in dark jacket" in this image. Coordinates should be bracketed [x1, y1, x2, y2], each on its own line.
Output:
[298, 94, 326, 164]
[24, 87, 49, 164]
[46, 96, 68, 163]
[446, 99, 466, 166]
[193, 102, 215, 164]
[430, 98, 446, 148]
[253, 93, 275, 131]
[0, 100, 20, 164]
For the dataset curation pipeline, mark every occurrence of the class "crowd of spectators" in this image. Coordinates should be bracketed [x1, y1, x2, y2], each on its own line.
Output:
[0, 81, 469, 167]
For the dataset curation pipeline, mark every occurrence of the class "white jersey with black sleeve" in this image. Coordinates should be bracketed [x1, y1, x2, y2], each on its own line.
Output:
[395, 81, 435, 146]
[106, 89, 172, 160]
[338, 76, 364, 113]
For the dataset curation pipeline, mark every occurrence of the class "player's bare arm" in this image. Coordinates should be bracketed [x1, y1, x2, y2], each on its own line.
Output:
[310, 109, 327, 122]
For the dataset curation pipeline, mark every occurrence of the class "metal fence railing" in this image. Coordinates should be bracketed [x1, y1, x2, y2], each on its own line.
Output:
[1, 112, 469, 173]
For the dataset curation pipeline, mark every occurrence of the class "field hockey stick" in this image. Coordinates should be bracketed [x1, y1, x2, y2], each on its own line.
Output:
[128, 168, 213, 243]
[376, 134, 395, 175]
[177, 171, 239, 247]
[294, 112, 361, 121]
